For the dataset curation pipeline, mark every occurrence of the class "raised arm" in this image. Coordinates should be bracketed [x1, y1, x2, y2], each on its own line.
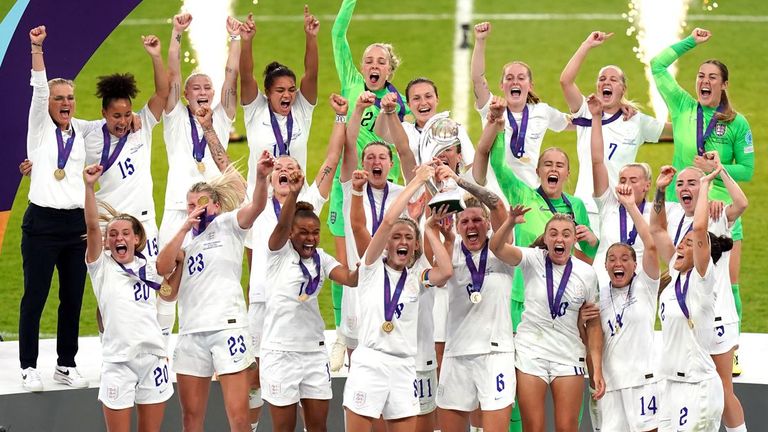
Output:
[380, 93, 416, 182]
[616, 185, 659, 279]
[299, 5, 320, 104]
[470, 22, 492, 109]
[696, 151, 748, 223]
[239, 12, 258, 105]
[488, 205, 529, 266]
[342, 92, 376, 182]
[693, 167, 720, 276]
[423, 209, 454, 287]
[142, 35, 169, 120]
[84, 165, 104, 264]
[166, 13, 191, 113]
[237, 151, 272, 229]
[350, 170, 372, 257]
[587, 94, 610, 197]
[472, 96, 506, 186]
[220, 16, 242, 119]
[196, 106, 230, 171]
[560, 32, 612, 113]
[156, 206, 204, 277]
[650, 165, 676, 263]
[439, 165, 507, 231]
[27, 26, 48, 153]
[331, 0, 360, 89]
[650, 29, 709, 111]
[316, 94, 349, 198]
[364, 165, 435, 265]
[267, 170, 304, 251]
[30, 26, 45, 71]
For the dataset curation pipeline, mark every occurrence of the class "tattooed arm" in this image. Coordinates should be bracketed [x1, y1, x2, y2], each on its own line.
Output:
[650, 165, 675, 263]
[438, 165, 508, 231]
[196, 106, 230, 171]
[221, 17, 242, 120]
[166, 13, 191, 113]
[316, 94, 349, 199]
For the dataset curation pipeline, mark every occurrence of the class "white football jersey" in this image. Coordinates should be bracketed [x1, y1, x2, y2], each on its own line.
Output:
[261, 242, 340, 352]
[477, 100, 569, 188]
[178, 211, 248, 334]
[599, 269, 659, 391]
[514, 248, 598, 368]
[244, 91, 314, 198]
[88, 252, 165, 362]
[658, 259, 718, 383]
[247, 184, 326, 303]
[444, 237, 515, 357]
[573, 97, 664, 214]
[162, 100, 233, 211]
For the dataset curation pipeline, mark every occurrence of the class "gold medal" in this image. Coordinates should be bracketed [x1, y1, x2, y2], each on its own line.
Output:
[381, 321, 394, 333]
[196, 161, 206, 173]
[469, 292, 482, 304]
[687, 318, 695, 329]
[54, 168, 65, 180]
[298, 294, 309, 302]
[519, 155, 531, 164]
[159, 283, 172, 297]
[197, 196, 209, 206]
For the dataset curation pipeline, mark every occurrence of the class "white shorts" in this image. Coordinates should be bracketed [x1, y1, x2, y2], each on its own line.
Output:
[248, 303, 266, 357]
[432, 287, 449, 342]
[437, 352, 516, 412]
[657, 377, 723, 432]
[343, 346, 419, 420]
[340, 285, 359, 340]
[416, 369, 438, 415]
[99, 354, 174, 410]
[590, 382, 660, 432]
[708, 321, 739, 355]
[260, 349, 332, 406]
[173, 328, 254, 377]
[158, 209, 187, 248]
[515, 349, 585, 384]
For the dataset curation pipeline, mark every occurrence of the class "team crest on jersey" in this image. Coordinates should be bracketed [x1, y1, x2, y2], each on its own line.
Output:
[715, 123, 727, 137]
[353, 390, 367, 407]
[107, 384, 119, 401]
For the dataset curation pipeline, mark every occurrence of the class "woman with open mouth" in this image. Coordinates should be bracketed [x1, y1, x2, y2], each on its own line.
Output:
[587, 181, 661, 431]
[471, 21, 571, 189]
[585, 94, 653, 289]
[651, 28, 753, 383]
[652, 157, 748, 432]
[155, 153, 270, 432]
[650, 164, 736, 431]
[259, 167, 358, 432]
[490, 211, 605, 432]
[561, 31, 671, 234]
[83, 163, 179, 432]
[242, 94, 348, 431]
[343, 164, 453, 432]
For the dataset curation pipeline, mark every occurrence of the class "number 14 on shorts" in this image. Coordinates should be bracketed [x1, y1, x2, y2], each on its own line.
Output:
[640, 395, 657, 416]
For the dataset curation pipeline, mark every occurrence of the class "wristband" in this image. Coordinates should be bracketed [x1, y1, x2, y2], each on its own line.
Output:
[350, 189, 364, 197]
[31, 42, 42, 47]
[382, 108, 396, 115]
[335, 114, 347, 123]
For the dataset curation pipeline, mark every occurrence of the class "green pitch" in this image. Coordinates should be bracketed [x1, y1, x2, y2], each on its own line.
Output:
[1, 0, 766, 339]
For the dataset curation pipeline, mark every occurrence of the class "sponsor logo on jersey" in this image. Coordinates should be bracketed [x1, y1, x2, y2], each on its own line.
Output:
[715, 123, 727, 137]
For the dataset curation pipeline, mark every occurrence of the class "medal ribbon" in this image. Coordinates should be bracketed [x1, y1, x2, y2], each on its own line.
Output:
[371, 82, 407, 122]
[192, 209, 217, 237]
[674, 270, 693, 322]
[545, 256, 573, 320]
[272, 196, 282, 219]
[100, 124, 129, 172]
[673, 216, 693, 246]
[268, 105, 293, 156]
[619, 200, 646, 246]
[461, 240, 489, 297]
[383, 259, 408, 323]
[115, 251, 161, 290]
[571, 109, 622, 127]
[298, 250, 322, 296]
[536, 186, 574, 217]
[367, 182, 390, 235]
[55, 127, 77, 170]
[696, 103, 724, 156]
[187, 108, 207, 163]
[505, 105, 529, 158]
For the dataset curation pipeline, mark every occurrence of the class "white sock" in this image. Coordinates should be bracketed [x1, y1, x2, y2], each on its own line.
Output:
[248, 388, 263, 409]
[726, 425, 747, 432]
[156, 298, 177, 349]
[250, 422, 258, 432]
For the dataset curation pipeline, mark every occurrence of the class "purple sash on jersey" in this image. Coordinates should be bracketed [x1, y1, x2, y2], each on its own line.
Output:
[371, 82, 406, 122]
[674, 269, 693, 321]
[367, 182, 390, 235]
[383, 259, 408, 322]
[192, 210, 217, 237]
[100, 124, 129, 172]
[536, 186, 574, 217]
[619, 200, 646, 246]
[505, 105, 529, 158]
[115, 251, 162, 290]
[298, 250, 322, 296]
[571, 110, 622, 127]
[268, 105, 293, 156]
[545, 256, 573, 320]
[187, 108, 207, 163]
[272, 196, 282, 218]
[55, 127, 76, 170]
[461, 240, 488, 297]
[696, 103, 724, 156]
[673, 216, 693, 246]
